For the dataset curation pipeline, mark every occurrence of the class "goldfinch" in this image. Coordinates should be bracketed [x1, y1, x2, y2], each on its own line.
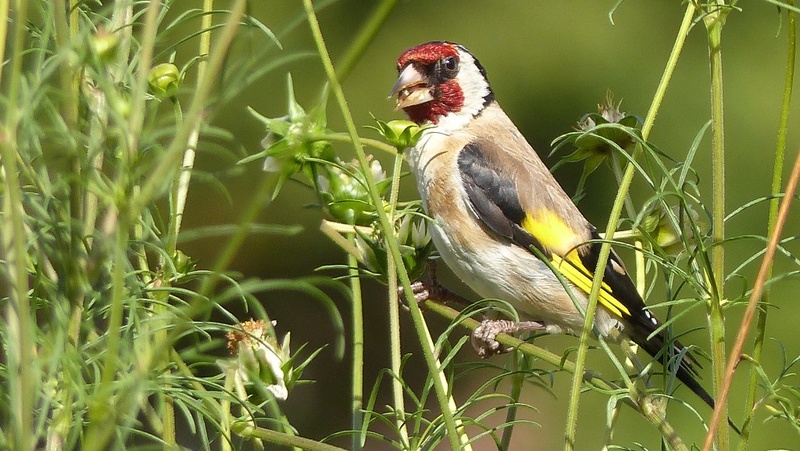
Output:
[391, 41, 718, 414]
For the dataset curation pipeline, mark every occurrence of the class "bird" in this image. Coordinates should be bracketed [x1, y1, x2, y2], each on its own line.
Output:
[390, 40, 729, 425]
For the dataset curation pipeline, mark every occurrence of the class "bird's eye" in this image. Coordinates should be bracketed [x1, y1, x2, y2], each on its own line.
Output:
[443, 56, 458, 72]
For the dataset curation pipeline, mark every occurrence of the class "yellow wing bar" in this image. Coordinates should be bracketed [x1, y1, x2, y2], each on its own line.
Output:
[551, 253, 632, 318]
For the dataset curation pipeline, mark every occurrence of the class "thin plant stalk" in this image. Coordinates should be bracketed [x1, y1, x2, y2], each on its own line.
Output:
[125, 0, 161, 159]
[316, 133, 397, 155]
[301, 2, 467, 448]
[221, 366, 236, 451]
[1, 1, 33, 449]
[500, 354, 524, 450]
[168, 0, 213, 254]
[333, 0, 398, 82]
[347, 237, 365, 451]
[156, 1, 214, 441]
[385, 151, 411, 446]
[324, 3, 401, 443]
[563, 4, 695, 449]
[702, 132, 800, 451]
[234, 425, 349, 451]
[145, 0, 212, 445]
[53, 0, 87, 333]
[129, 0, 247, 221]
[0, 0, 9, 84]
[702, 3, 730, 449]
[739, 3, 795, 446]
[82, 2, 249, 447]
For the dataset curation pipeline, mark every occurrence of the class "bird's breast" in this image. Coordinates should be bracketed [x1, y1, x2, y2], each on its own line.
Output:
[408, 134, 588, 331]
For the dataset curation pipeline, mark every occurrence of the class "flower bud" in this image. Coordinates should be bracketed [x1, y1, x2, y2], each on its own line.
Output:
[91, 28, 118, 62]
[317, 156, 389, 226]
[373, 119, 425, 150]
[643, 205, 707, 256]
[148, 63, 181, 99]
[352, 206, 433, 282]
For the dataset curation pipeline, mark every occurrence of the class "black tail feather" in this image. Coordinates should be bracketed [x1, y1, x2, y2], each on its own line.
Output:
[626, 313, 742, 435]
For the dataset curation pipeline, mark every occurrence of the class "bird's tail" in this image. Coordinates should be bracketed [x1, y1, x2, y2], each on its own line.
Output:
[626, 313, 741, 435]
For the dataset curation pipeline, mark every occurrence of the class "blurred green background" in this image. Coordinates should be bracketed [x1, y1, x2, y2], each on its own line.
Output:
[174, 1, 800, 449]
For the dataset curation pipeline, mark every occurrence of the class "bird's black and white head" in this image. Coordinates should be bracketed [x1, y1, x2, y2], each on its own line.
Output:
[391, 42, 494, 129]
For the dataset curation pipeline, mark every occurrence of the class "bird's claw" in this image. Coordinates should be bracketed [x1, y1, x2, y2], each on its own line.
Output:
[397, 260, 471, 310]
[471, 319, 547, 358]
[397, 280, 438, 304]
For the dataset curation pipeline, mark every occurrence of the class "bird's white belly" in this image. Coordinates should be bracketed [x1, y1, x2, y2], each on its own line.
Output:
[428, 213, 620, 336]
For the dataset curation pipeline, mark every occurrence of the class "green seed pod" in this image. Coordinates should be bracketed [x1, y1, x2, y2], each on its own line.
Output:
[91, 28, 118, 62]
[148, 63, 181, 98]
[374, 119, 425, 150]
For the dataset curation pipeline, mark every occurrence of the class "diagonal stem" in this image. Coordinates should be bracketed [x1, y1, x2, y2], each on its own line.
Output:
[702, 147, 800, 449]
[739, 3, 795, 447]
[301, 2, 468, 449]
[563, 4, 696, 448]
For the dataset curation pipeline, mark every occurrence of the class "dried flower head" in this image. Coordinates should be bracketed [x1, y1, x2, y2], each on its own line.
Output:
[224, 319, 289, 400]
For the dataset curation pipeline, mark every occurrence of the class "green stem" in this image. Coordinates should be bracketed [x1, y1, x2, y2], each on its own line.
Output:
[90, 209, 129, 439]
[125, 0, 160, 159]
[233, 424, 348, 451]
[129, 0, 247, 222]
[385, 151, 410, 447]
[54, 2, 85, 322]
[500, 355, 524, 450]
[84, 4, 249, 449]
[167, 0, 212, 256]
[221, 367, 235, 451]
[1, 1, 33, 449]
[703, 3, 730, 449]
[157, 2, 215, 439]
[347, 234, 365, 451]
[333, 0, 398, 82]
[563, 4, 695, 449]
[703, 129, 800, 451]
[610, 152, 636, 219]
[0, 0, 9, 84]
[739, 3, 795, 447]
[317, 133, 397, 155]
[301, 2, 466, 448]
[51, 4, 87, 447]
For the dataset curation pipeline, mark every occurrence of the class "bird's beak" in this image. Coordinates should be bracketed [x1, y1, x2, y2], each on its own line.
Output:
[390, 64, 434, 110]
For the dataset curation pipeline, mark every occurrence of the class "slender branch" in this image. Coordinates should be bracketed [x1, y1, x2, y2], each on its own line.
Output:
[347, 235, 365, 451]
[703, 3, 730, 449]
[500, 355, 524, 450]
[167, 0, 213, 255]
[129, 0, 247, 221]
[0, 0, 9, 86]
[1, 1, 33, 449]
[234, 424, 348, 451]
[563, 4, 696, 449]
[739, 3, 795, 446]
[385, 151, 410, 446]
[702, 143, 800, 450]
[316, 133, 397, 155]
[125, 0, 160, 159]
[301, 2, 467, 448]
[333, 0, 398, 82]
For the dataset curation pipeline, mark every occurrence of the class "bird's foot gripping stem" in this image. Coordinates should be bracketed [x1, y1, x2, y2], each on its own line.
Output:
[471, 319, 547, 358]
[397, 260, 471, 310]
